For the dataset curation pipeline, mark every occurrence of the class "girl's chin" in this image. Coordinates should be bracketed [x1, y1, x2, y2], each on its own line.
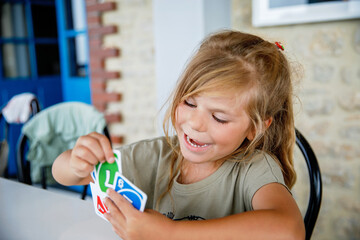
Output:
[180, 146, 210, 164]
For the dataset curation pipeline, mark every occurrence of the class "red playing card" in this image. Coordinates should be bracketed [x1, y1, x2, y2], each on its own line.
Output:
[97, 195, 108, 214]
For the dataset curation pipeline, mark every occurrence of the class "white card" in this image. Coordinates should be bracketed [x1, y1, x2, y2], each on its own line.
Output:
[90, 182, 109, 222]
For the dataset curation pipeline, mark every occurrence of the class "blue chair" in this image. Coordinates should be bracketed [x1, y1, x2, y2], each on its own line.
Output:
[295, 129, 322, 240]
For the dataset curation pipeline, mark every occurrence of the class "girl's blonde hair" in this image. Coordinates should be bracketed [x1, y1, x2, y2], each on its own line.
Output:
[160, 30, 296, 205]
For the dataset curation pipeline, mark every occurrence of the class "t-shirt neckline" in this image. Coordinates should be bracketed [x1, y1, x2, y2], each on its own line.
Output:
[172, 160, 234, 194]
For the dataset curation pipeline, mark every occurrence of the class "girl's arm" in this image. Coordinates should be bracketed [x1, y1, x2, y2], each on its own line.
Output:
[104, 182, 305, 240]
[52, 132, 115, 186]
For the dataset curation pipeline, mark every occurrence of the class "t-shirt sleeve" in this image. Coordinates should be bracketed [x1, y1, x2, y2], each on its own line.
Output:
[243, 152, 288, 211]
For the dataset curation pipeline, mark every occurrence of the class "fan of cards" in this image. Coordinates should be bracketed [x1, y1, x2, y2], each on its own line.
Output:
[90, 150, 147, 222]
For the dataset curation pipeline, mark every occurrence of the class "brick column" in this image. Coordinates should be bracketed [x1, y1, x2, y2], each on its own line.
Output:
[85, 0, 123, 144]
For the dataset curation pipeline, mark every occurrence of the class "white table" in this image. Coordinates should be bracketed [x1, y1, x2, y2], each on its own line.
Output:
[0, 178, 119, 240]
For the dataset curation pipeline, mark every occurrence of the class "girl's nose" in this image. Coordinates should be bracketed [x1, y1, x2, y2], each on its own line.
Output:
[188, 110, 207, 132]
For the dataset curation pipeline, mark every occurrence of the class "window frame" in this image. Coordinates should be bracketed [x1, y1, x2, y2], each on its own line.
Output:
[252, 0, 360, 27]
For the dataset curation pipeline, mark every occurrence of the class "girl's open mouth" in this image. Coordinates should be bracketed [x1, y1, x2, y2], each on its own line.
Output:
[185, 134, 209, 148]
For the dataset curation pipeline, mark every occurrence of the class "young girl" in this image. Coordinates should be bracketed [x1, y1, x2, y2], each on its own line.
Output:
[52, 30, 305, 240]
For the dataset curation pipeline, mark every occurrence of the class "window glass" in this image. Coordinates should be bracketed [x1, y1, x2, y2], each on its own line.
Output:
[64, 0, 87, 30]
[2, 43, 31, 78]
[2, 43, 17, 78]
[35, 44, 60, 76]
[67, 36, 88, 77]
[0, 3, 28, 38]
[31, 4, 57, 38]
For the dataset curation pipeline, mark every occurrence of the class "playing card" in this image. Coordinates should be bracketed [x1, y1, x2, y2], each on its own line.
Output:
[91, 170, 96, 182]
[95, 151, 122, 193]
[90, 182, 109, 222]
[113, 149, 122, 173]
[114, 173, 147, 212]
[90, 149, 147, 221]
[92, 149, 122, 184]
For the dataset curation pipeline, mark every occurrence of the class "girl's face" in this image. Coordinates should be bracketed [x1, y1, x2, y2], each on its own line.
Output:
[175, 91, 254, 168]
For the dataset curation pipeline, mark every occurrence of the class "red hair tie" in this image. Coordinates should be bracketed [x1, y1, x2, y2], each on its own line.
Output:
[275, 42, 284, 51]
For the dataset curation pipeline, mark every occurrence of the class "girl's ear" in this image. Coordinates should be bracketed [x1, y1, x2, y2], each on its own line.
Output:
[264, 117, 273, 129]
[246, 117, 273, 141]
[246, 127, 256, 141]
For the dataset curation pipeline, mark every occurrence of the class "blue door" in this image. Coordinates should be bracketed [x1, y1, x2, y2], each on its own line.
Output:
[0, 1, 63, 177]
[0, 0, 90, 177]
[55, 0, 91, 103]
[0, 1, 63, 107]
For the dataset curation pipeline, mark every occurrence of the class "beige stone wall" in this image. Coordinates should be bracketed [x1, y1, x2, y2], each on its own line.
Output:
[102, 0, 360, 239]
[234, 1, 360, 239]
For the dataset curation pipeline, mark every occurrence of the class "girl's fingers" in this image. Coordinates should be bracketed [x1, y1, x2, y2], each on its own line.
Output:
[88, 132, 115, 163]
[74, 132, 114, 163]
[71, 144, 99, 165]
[75, 134, 106, 163]
[70, 132, 114, 177]
[70, 156, 94, 178]
[106, 188, 135, 216]
[104, 195, 126, 226]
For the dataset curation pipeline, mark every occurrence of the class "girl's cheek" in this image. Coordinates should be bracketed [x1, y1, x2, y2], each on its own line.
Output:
[175, 104, 185, 119]
[174, 107, 180, 122]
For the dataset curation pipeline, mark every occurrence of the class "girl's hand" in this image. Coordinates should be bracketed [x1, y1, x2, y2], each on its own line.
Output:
[69, 132, 115, 179]
[104, 188, 174, 240]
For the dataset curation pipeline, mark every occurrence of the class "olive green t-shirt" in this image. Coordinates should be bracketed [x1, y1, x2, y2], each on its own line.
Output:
[117, 136, 287, 220]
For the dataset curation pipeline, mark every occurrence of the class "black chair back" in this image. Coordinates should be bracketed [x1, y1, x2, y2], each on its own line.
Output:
[295, 129, 322, 240]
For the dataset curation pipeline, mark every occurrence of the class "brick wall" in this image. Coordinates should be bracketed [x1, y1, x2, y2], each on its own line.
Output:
[85, 0, 124, 144]
[87, 0, 157, 146]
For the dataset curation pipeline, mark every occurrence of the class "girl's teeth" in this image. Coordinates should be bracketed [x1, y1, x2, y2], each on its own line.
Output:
[186, 135, 208, 148]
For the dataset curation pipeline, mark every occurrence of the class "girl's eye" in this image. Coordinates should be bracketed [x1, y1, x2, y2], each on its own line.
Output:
[213, 115, 228, 124]
[184, 99, 196, 108]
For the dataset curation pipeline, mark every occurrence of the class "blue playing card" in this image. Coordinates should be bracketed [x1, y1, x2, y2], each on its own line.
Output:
[91, 170, 96, 181]
[114, 174, 147, 212]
